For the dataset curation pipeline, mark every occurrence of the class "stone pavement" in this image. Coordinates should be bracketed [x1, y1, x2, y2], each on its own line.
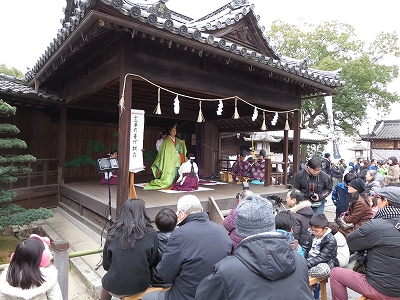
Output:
[43, 200, 363, 300]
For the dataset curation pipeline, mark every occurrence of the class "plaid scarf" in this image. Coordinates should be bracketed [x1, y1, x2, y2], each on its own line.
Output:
[374, 206, 400, 219]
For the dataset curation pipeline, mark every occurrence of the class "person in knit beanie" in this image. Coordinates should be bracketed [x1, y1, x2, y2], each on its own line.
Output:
[338, 178, 374, 236]
[347, 177, 366, 193]
[235, 194, 275, 238]
[196, 194, 314, 300]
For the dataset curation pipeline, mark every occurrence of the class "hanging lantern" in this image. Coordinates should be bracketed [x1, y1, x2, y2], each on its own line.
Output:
[197, 101, 205, 122]
[232, 97, 240, 119]
[153, 88, 162, 115]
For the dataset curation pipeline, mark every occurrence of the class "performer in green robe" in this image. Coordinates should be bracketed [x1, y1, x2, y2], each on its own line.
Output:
[144, 124, 187, 190]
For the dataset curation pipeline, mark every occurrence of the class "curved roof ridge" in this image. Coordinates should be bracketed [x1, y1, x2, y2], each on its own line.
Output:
[24, 0, 344, 94]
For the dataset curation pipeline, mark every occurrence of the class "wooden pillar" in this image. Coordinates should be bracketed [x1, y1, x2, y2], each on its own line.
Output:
[264, 158, 272, 187]
[293, 110, 301, 175]
[116, 34, 133, 216]
[283, 129, 289, 187]
[57, 106, 66, 184]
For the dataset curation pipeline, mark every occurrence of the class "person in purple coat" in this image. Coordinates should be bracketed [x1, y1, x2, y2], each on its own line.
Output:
[230, 150, 250, 180]
[223, 190, 253, 250]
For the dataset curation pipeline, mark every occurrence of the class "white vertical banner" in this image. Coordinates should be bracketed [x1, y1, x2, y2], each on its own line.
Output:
[324, 95, 334, 136]
[324, 95, 341, 158]
[129, 109, 145, 173]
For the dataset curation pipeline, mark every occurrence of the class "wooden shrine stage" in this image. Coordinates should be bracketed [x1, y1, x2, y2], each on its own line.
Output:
[58, 177, 288, 235]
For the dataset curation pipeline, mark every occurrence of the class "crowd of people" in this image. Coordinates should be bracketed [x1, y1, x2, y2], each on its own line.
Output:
[3, 153, 400, 300]
[97, 152, 399, 300]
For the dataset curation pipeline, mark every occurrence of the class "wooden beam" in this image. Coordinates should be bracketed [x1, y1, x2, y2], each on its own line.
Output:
[129, 53, 299, 110]
[63, 56, 120, 103]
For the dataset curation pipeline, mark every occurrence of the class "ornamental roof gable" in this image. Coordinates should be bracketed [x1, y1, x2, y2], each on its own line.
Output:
[24, 0, 344, 97]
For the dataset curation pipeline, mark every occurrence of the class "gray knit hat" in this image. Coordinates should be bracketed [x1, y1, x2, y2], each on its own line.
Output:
[235, 194, 275, 238]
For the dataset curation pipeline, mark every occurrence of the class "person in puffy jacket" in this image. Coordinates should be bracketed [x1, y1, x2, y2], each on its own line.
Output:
[0, 237, 62, 300]
[286, 188, 314, 246]
[195, 194, 313, 300]
[330, 186, 400, 299]
[302, 213, 339, 279]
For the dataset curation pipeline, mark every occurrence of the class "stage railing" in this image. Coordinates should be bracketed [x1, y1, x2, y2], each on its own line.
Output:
[4, 158, 59, 189]
[217, 158, 287, 187]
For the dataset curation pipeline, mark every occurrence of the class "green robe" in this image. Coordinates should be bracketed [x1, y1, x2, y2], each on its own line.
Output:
[144, 136, 187, 190]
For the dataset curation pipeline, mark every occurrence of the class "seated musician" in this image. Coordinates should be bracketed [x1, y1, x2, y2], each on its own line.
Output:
[250, 149, 266, 184]
[230, 150, 251, 181]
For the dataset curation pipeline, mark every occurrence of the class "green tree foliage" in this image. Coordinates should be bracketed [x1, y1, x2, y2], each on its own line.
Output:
[267, 21, 400, 136]
[0, 63, 24, 78]
[0, 99, 52, 231]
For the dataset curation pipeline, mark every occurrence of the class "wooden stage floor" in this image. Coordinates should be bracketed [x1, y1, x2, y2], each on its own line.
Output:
[58, 177, 288, 232]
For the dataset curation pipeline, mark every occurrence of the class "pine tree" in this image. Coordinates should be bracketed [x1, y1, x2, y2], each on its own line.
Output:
[0, 99, 52, 231]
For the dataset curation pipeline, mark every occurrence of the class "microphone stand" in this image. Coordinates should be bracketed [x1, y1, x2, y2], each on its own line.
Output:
[107, 173, 112, 221]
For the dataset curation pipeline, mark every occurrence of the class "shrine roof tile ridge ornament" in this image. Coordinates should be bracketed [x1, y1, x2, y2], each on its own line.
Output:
[25, 0, 344, 92]
[0, 74, 63, 102]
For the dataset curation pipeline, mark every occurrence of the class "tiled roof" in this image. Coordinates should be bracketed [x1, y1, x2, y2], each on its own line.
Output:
[243, 132, 281, 143]
[0, 74, 63, 102]
[364, 120, 400, 140]
[25, 0, 344, 91]
[347, 143, 367, 151]
[270, 129, 329, 143]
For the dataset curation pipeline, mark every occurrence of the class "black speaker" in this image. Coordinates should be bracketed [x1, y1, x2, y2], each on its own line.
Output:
[97, 158, 119, 172]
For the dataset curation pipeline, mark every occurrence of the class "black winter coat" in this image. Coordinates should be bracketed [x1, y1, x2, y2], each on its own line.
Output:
[102, 228, 158, 296]
[195, 232, 313, 300]
[294, 168, 332, 202]
[347, 216, 400, 297]
[156, 212, 232, 300]
[302, 229, 339, 269]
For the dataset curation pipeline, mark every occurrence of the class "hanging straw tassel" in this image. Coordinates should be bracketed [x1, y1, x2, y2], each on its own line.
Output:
[284, 113, 290, 130]
[197, 101, 205, 122]
[118, 75, 127, 112]
[119, 93, 125, 112]
[232, 97, 240, 119]
[261, 111, 267, 130]
[153, 88, 162, 115]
